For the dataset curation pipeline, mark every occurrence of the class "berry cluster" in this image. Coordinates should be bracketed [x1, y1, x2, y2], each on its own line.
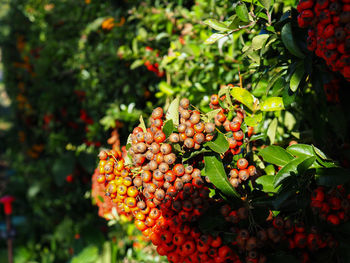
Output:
[91, 167, 118, 220]
[228, 158, 256, 188]
[221, 204, 337, 263]
[323, 75, 341, 103]
[310, 186, 349, 225]
[297, 0, 350, 80]
[144, 47, 165, 77]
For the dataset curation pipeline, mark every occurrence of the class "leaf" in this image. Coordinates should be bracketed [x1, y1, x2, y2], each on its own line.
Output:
[182, 147, 211, 162]
[230, 87, 254, 110]
[244, 113, 262, 127]
[204, 133, 229, 154]
[130, 59, 144, 70]
[274, 156, 309, 187]
[218, 86, 233, 108]
[281, 22, 305, 58]
[138, 115, 147, 132]
[205, 33, 225, 44]
[315, 167, 350, 186]
[290, 62, 305, 92]
[267, 118, 278, 145]
[203, 19, 230, 32]
[204, 154, 240, 198]
[235, 3, 250, 22]
[166, 97, 179, 126]
[162, 120, 174, 138]
[259, 145, 294, 166]
[205, 109, 221, 122]
[71, 246, 99, 263]
[251, 34, 269, 50]
[255, 175, 279, 193]
[258, 0, 272, 10]
[297, 156, 316, 174]
[260, 97, 284, 111]
[312, 145, 328, 160]
[287, 144, 314, 158]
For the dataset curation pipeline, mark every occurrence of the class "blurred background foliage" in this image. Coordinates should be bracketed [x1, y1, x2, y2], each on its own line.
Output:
[0, 0, 349, 262]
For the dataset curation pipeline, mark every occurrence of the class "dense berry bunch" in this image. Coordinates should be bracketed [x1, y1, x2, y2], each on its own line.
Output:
[323, 75, 341, 103]
[91, 168, 118, 220]
[310, 185, 350, 225]
[220, 204, 338, 263]
[297, 0, 350, 80]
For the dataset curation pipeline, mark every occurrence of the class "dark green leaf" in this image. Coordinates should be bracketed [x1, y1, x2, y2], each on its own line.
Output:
[274, 156, 309, 187]
[204, 133, 229, 154]
[182, 147, 211, 162]
[249, 133, 266, 141]
[287, 144, 314, 158]
[297, 156, 316, 174]
[312, 145, 328, 160]
[162, 120, 174, 138]
[259, 145, 294, 166]
[315, 167, 350, 186]
[204, 154, 240, 198]
[281, 22, 305, 58]
[235, 3, 250, 22]
[290, 62, 305, 92]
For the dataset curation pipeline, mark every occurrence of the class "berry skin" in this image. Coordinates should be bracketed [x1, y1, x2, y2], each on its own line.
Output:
[237, 158, 249, 170]
[210, 94, 219, 105]
[154, 131, 166, 143]
[152, 107, 163, 119]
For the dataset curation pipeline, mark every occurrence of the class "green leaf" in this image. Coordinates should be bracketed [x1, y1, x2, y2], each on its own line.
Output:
[138, 115, 147, 132]
[255, 175, 279, 193]
[312, 145, 328, 160]
[251, 34, 269, 50]
[290, 62, 305, 92]
[230, 87, 254, 110]
[244, 113, 262, 127]
[166, 97, 180, 126]
[297, 156, 316, 174]
[162, 120, 174, 138]
[274, 156, 309, 187]
[72, 246, 99, 263]
[235, 3, 250, 22]
[205, 33, 225, 44]
[287, 144, 314, 158]
[259, 145, 294, 166]
[267, 118, 278, 145]
[204, 154, 240, 198]
[258, 0, 272, 10]
[205, 109, 221, 122]
[218, 86, 233, 108]
[130, 59, 144, 70]
[260, 97, 284, 111]
[183, 147, 211, 162]
[204, 133, 229, 154]
[281, 22, 305, 58]
[315, 167, 350, 186]
[203, 19, 230, 32]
